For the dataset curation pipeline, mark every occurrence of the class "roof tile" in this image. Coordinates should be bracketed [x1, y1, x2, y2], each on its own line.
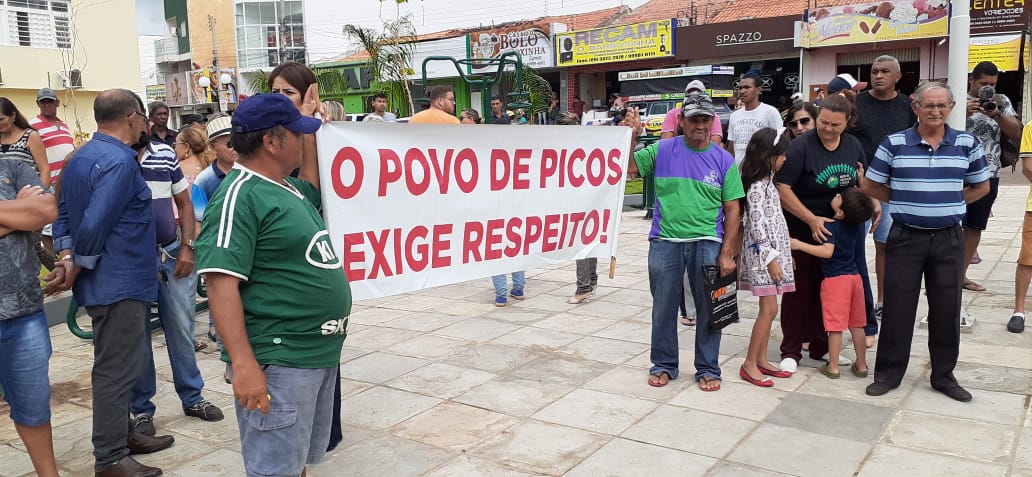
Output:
[710, 0, 856, 23]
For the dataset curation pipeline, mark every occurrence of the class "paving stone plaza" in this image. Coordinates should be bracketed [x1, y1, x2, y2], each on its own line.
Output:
[5, 178, 1032, 477]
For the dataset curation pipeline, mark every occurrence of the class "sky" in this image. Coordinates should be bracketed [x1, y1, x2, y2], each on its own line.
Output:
[132, 0, 652, 67]
[136, 0, 165, 36]
[304, 0, 650, 62]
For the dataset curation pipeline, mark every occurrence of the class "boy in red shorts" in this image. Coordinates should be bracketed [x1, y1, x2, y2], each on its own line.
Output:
[791, 187, 875, 378]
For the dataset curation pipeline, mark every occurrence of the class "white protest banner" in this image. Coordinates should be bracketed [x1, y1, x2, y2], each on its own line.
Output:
[316, 123, 631, 300]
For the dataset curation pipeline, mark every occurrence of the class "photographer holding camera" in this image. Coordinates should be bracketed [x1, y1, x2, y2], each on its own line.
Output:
[964, 61, 1023, 294]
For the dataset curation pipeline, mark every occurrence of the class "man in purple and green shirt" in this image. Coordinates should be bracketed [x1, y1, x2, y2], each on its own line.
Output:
[626, 93, 744, 391]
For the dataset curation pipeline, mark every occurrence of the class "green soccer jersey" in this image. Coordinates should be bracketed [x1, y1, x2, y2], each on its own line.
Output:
[196, 164, 351, 369]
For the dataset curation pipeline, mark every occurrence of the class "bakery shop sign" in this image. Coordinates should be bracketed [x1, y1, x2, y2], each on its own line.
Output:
[467, 26, 553, 73]
[798, 0, 949, 47]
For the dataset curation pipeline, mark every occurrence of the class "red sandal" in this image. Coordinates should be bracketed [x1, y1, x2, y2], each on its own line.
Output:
[758, 366, 792, 378]
[739, 367, 773, 388]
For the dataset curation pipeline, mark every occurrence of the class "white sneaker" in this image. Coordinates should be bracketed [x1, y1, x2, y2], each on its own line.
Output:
[779, 357, 798, 373]
[822, 353, 852, 366]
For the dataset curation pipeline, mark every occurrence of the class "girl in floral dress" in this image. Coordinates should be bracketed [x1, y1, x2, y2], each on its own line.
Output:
[739, 128, 796, 387]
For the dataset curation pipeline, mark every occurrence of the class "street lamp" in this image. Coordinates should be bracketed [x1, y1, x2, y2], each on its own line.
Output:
[197, 75, 212, 105]
[219, 73, 233, 111]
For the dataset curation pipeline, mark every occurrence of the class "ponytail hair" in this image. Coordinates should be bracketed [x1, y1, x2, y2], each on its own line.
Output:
[177, 127, 216, 167]
[819, 91, 857, 129]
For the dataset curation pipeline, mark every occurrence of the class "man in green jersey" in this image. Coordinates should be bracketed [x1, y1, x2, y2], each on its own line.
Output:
[196, 93, 350, 477]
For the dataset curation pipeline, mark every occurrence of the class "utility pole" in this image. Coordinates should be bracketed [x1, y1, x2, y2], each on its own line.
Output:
[946, 1, 971, 130]
[209, 14, 221, 110]
[210, 15, 219, 74]
[278, 0, 286, 65]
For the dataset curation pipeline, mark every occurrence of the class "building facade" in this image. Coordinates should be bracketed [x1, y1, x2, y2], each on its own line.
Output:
[152, 0, 238, 124]
[0, 0, 141, 137]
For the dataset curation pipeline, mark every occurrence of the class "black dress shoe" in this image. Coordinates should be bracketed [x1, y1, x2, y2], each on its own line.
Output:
[127, 432, 175, 455]
[865, 382, 895, 396]
[933, 384, 973, 402]
[95, 456, 162, 477]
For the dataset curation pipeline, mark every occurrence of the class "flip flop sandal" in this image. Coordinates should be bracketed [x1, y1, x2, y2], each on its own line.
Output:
[963, 279, 986, 292]
[648, 372, 671, 387]
[850, 363, 869, 378]
[698, 376, 721, 392]
[681, 316, 697, 326]
[819, 363, 840, 379]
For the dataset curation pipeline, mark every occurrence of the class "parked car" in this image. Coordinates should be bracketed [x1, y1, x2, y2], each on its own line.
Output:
[628, 98, 732, 140]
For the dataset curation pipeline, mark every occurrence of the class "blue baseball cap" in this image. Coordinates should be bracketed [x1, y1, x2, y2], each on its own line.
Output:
[232, 93, 321, 134]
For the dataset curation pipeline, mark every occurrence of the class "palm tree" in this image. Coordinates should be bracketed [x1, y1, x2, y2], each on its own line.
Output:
[499, 65, 554, 119]
[343, 13, 417, 116]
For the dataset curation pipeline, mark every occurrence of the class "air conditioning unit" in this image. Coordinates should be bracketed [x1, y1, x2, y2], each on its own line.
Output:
[61, 69, 82, 89]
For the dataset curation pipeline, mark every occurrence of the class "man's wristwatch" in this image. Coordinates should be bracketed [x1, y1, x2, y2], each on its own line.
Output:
[183, 239, 195, 249]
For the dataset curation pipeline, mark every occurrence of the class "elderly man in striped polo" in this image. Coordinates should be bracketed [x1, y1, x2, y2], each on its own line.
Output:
[860, 81, 990, 402]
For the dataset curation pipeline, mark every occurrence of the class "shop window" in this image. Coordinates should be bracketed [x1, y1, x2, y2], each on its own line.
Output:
[235, 0, 306, 68]
[2, 0, 71, 48]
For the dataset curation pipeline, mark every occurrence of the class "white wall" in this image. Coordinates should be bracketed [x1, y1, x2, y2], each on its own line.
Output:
[410, 36, 470, 80]
[138, 34, 161, 97]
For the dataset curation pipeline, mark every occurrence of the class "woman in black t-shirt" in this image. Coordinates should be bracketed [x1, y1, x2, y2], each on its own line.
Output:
[773, 93, 878, 373]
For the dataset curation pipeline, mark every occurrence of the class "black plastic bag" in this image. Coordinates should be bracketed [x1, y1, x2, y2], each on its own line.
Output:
[702, 265, 739, 331]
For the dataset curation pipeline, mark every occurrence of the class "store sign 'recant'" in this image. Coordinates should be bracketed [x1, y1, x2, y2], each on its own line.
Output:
[555, 19, 675, 67]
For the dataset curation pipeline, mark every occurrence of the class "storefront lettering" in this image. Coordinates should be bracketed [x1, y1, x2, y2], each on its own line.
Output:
[972, 0, 1024, 9]
[498, 30, 544, 50]
[575, 22, 658, 45]
[814, 17, 853, 40]
[516, 46, 548, 56]
[716, 31, 762, 44]
[980, 7, 1025, 15]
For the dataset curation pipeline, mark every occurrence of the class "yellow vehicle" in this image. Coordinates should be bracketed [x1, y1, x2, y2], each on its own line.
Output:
[628, 98, 731, 140]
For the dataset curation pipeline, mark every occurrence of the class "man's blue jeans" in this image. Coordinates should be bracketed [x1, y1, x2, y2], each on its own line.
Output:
[648, 239, 722, 381]
[131, 240, 204, 416]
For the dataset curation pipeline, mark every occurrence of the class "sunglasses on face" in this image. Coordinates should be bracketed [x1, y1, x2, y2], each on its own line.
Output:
[787, 117, 812, 128]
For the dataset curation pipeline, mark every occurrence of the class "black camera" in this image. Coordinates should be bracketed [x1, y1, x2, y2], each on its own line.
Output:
[978, 85, 998, 113]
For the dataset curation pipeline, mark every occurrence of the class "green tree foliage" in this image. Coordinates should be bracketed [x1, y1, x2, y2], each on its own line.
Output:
[343, 13, 417, 116]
